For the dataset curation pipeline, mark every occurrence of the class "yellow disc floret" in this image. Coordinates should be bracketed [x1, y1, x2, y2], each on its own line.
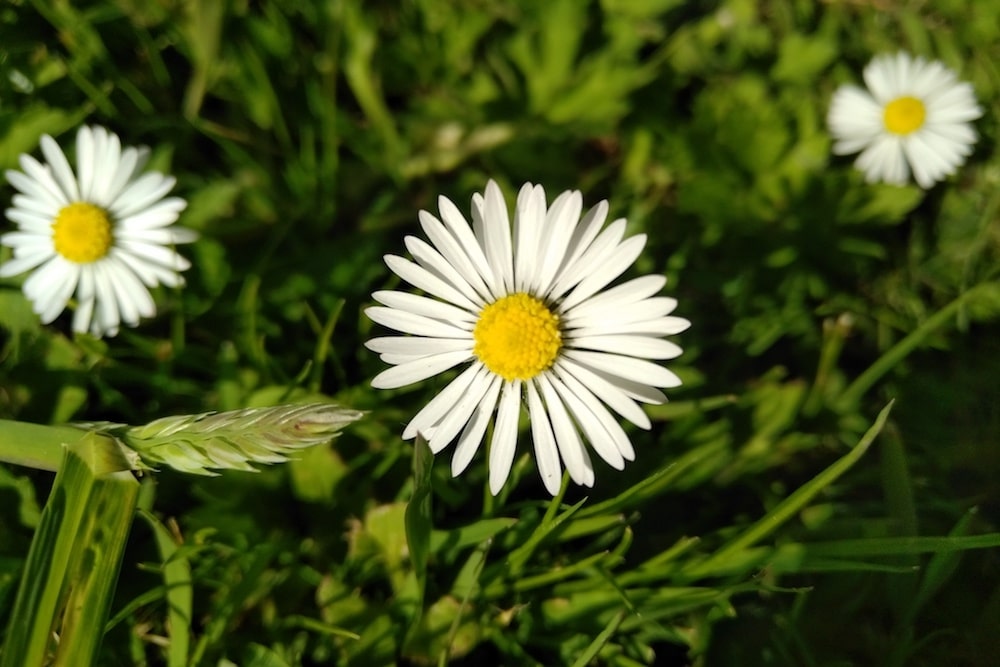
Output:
[52, 202, 113, 264]
[473, 293, 562, 381]
[883, 96, 926, 135]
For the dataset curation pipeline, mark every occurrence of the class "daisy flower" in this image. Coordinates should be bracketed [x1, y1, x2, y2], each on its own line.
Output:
[827, 52, 982, 189]
[0, 125, 196, 337]
[366, 180, 690, 495]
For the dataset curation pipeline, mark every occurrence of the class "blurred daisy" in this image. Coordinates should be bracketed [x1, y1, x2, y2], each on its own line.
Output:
[0, 125, 196, 337]
[828, 52, 982, 188]
[366, 180, 690, 495]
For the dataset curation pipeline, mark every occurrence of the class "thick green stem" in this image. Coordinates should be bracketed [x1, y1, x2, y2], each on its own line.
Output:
[0, 420, 92, 471]
[1, 432, 139, 667]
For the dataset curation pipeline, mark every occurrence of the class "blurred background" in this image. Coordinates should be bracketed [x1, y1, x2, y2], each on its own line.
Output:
[1, 1, 999, 665]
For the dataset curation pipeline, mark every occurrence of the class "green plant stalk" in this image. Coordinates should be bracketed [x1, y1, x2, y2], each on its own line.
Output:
[837, 283, 990, 410]
[802, 313, 852, 417]
[1, 432, 139, 667]
[402, 435, 434, 652]
[682, 401, 894, 579]
[0, 419, 92, 471]
[137, 510, 193, 667]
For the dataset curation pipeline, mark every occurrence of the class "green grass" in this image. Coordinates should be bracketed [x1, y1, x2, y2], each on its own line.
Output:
[2, 0, 1000, 665]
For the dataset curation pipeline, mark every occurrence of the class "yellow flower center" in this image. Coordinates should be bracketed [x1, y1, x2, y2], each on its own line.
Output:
[883, 96, 926, 135]
[473, 293, 562, 381]
[52, 202, 113, 264]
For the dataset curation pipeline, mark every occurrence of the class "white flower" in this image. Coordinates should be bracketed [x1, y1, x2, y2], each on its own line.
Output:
[827, 52, 982, 189]
[365, 180, 690, 495]
[0, 125, 196, 337]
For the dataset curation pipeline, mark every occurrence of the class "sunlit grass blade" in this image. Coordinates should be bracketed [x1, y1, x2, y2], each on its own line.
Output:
[569, 609, 626, 667]
[507, 497, 588, 576]
[682, 401, 894, 579]
[1, 432, 138, 667]
[137, 511, 193, 667]
[577, 438, 730, 519]
[402, 435, 434, 650]
[798, 533, 1000, 558]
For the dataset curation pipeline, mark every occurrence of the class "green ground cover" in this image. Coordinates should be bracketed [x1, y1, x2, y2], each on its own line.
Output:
[1, 1, 999, 665]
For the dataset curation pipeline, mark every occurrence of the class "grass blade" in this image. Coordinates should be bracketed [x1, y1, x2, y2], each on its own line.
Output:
[1, 432, 138, 667]
[683, 401, 894, 579]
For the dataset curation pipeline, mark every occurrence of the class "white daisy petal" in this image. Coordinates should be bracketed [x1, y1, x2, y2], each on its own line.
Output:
[104, 256, 156, 323]
[513, 183, 546, 291]
[384, 254, 481, 312]
[370, 349, 473, 390]
[6, 169, 63, 211]
[547, 218, 627, 300]
[18, 156, 71, 207]
[404, 236, 485, 306]
[564, 297, 681, 329]
[555, 200, 609, 281]
[104, 146, 147, 203]
[572, 316, 692, 337]
[77, 265, 96, 301]
[110, 247, 182, 287]
[402, 362, 484, 441]
[561, 235, 647, 312]
[437, 194, 501, 299]
[89, 128, 122, 206]
[546, 373, 625, 470]
[5, 206, 56, 230]
[828, 51, 981, 188]
[23, 255, 71, 301]
[118, 197, 187, 230]
[451, 375, 503, 476]
[565, 275, 666, 317]
[554, 359, 652, 429]
[73, 295, 95, 334]
[90, 264, 122, 336]
[488, 380, 522, 496]
[76, 126, 98, 202]
[367, 305, 471, 339]
[419, 209, 493, 302]
[366, 336, 471, 358]
[40, 134, 79, 201]
[537, 374, 594, 487]
[111, 173, 176, 218]
[564, 349, 682, 389]
[570, 334, 684, 360]
[32, 261, 79, 323]
[480, 180, 514, 292]
[366, 180, 687, 495]
[533, 189, 583, 295]
[552, 366, 636, 460]
[526, 380, 563, 495]
[428, 365, 496, 454]
[0, 251, 53, 278]
[0, 125, 192, 336]
[116, 240, 191, 271]
[372, 290, 478, 324]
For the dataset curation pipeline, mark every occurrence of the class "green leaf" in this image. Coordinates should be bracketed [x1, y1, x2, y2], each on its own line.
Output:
[771, 33, 837, 83]
[136, 511, 193, 667]
[683, 401, 894, 579]
[406, 435, 434, 598]
[569, 609, 626, 667]
[429, 517, 517, 555]
[1, 433, 139, 667]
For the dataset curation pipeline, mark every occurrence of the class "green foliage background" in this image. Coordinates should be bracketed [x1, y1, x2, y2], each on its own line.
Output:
[1, 0, 999, 665]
